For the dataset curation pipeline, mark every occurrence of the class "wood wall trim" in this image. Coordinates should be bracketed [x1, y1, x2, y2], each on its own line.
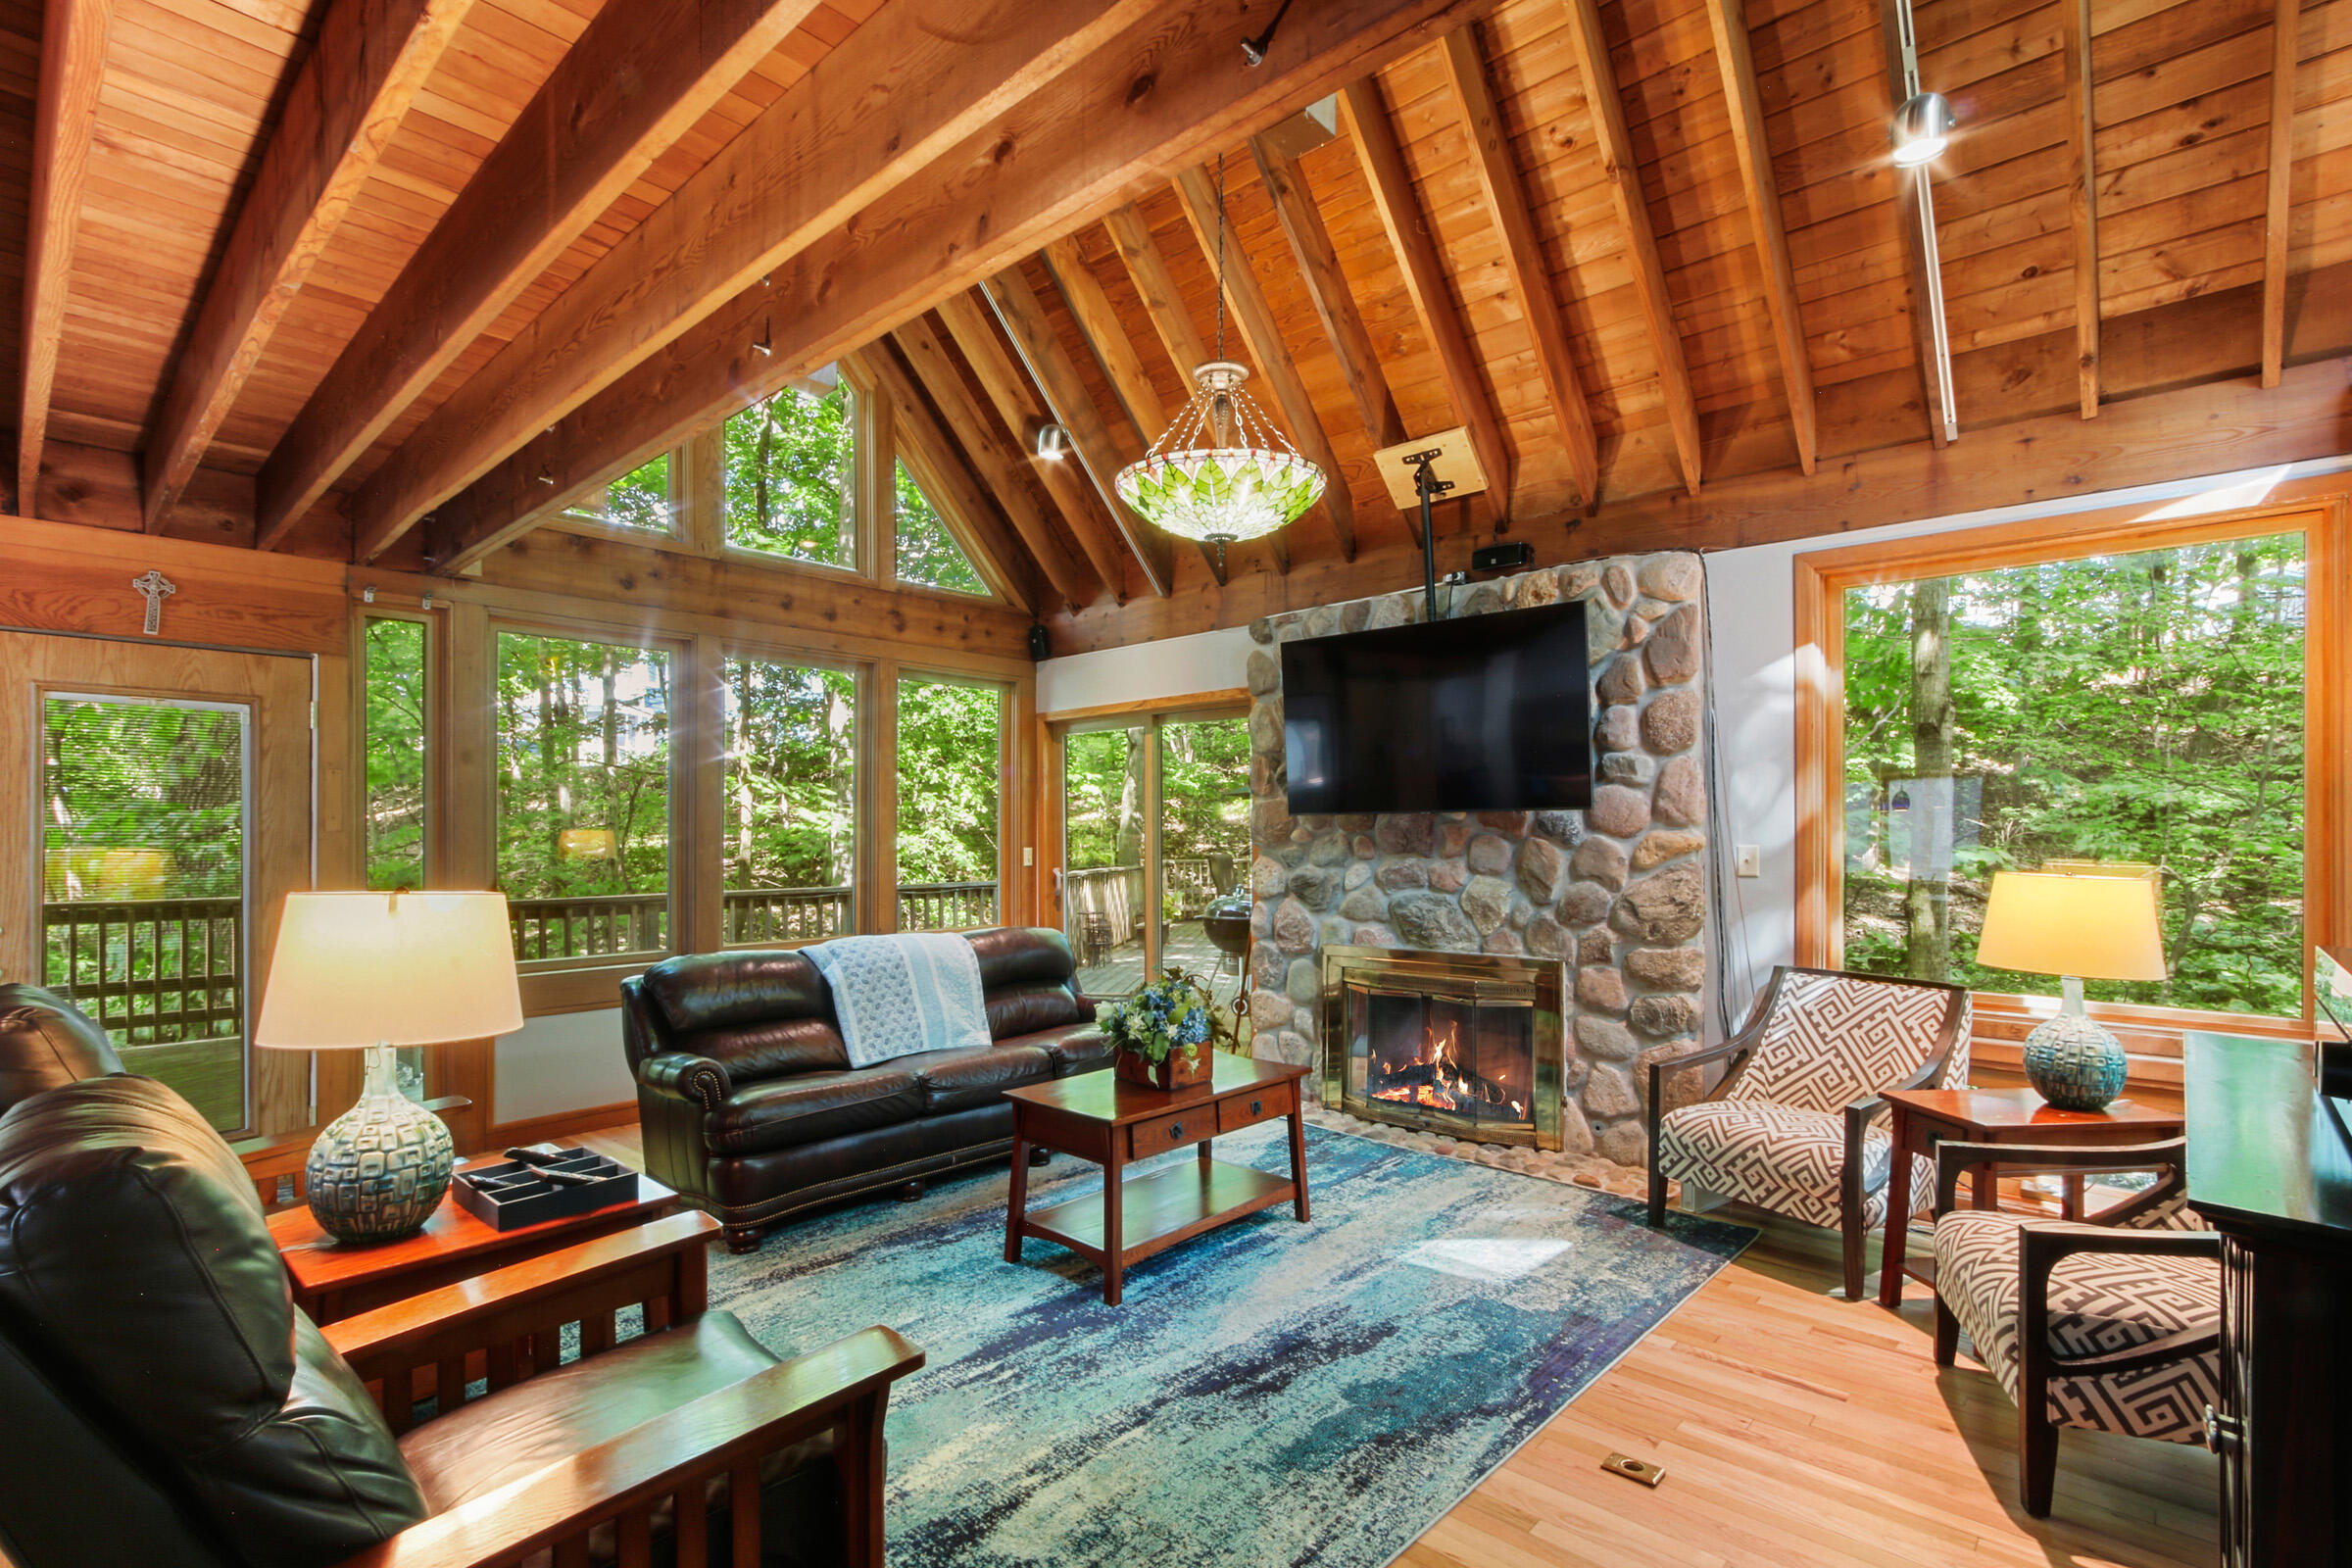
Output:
[0, 514, 347, 653]
[484, 1102, 638, 1154]
[141, 0, 475, 532]
[18, 0, 115, 517]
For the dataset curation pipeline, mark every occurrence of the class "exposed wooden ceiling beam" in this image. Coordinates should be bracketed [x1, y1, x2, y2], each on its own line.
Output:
[978, 270, 1183, 595]
[2262, 0, 2300, 388]
[252, 0, 823, 551]
[1439, 26, 1600, 507]
[1335, 76, 1513, 517]
[849, 341, 1038, 614]
[890, 315, 1102, 612]
[1042, 233, 1168, 439]
[139, 0, 475, 533]
[1102, 204, 1215, 379]
[935, 287, 1145, 599]
[352, 0, 1174, 564]
[414, 0, 1491, 573]
[2057, 0, 2101, 417]
[1560, 0, 1700, 493]
[19, 0, 114, 517]
[1704, 0, 1820, 473]
[1249, 135, 1404, 452]
[1172, 163, 1346, 564]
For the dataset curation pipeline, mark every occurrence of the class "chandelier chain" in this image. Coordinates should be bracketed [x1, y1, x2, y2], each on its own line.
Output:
[1214, 150, 1228, 363]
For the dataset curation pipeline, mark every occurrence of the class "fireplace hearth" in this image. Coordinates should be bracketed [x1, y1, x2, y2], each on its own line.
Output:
[1321, 946, 1565, 1152]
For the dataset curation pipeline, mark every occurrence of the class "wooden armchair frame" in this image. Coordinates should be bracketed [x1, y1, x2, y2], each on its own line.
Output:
[1645, 964, 1970, 1298]
[318, 1211, 923, 1567]
[1929, 1137, 2219, 1517]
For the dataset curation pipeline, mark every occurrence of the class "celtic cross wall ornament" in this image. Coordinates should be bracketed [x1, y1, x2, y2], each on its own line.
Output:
[131, 569, 176, 636]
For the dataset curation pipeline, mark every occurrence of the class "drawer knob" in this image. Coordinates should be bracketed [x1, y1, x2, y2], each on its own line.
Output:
[1250, 1100, 1262, 1115]
[1169, 1121, 1184, 1140]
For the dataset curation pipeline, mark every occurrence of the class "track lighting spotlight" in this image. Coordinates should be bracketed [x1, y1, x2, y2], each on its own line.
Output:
[1890, 91, 1956, 167]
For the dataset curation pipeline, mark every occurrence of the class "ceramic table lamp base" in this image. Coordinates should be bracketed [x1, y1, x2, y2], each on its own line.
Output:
[2022, 975, 2129, 1111]
[305, 1042, 454, 1242]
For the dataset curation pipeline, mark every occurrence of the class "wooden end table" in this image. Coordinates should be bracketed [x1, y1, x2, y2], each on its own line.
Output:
[1004, 1054, 1311, 1306]
[1877, 1087, 2185, 1308]
[270, 1157, 677, 1323]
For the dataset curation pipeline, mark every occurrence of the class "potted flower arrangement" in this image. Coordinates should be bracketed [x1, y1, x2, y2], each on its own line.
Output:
[1097, 968, 1217, 1090]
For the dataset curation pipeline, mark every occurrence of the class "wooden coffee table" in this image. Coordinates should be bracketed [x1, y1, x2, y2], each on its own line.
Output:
[1877, 1086, 2185, 1308]
[1004, 1054, 1311, 1305]
[270, 1156, 677, 1323]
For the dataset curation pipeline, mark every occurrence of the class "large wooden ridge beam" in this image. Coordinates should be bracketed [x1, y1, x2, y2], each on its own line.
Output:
[140, 0, 476, 533]
[19, 0, 114, 516]
[1705, 0, 1819, 473]
[418, 0, 1487, 574]
[1335, 75, 1513, 515]
[1441, 25, 1600, 508]
[254, 0, 825, 549]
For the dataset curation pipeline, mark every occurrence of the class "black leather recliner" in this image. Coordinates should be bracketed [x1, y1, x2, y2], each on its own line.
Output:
[622, 926, 1111, 1250]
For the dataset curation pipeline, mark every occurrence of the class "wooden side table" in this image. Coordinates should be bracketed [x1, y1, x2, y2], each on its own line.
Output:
[270, 1157, 677, 1323]
[1004, 1053, 1310, 1305]
[1877, 1087, 2185, 1308]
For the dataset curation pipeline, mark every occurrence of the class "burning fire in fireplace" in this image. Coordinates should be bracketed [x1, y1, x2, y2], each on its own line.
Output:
[1369, 1021, 1527, 1120]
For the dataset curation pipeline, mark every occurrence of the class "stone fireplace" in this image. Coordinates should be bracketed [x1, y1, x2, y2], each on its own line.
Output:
[1321, 946, 1566, 1152]
[1245, 553, 1710, 1166]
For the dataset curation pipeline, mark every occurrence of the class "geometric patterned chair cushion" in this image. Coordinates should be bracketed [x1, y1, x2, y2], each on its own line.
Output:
[1933, 1208, 2222, 1444]
[1733, 971, 1967, 1115]
[1656, 1100, 1935, 1232]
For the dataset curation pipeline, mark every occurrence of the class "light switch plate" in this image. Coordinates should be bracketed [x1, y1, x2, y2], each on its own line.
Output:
[1022, 847, 1034, 866]
[1736, 844, 1761, 877]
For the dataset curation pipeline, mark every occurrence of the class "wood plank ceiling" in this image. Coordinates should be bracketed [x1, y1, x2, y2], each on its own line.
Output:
[4, 0, 2349, 649]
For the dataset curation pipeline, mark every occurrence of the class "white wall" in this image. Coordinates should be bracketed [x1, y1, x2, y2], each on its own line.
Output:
[1703, 455, 2352, 1012]
[1037, 625, 1253, 713]
[495, 1006, 635, 1124]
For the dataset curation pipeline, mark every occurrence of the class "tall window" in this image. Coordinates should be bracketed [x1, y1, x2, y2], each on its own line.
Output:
[724, 368, 856, 567]
[362, 617, 427, 890]
[897, 675, 1004, 930]
[495, 632, 673, 963]
[564, 452, 673, 533]
[723, 658, 858, 945]
[1836, 532, 2307, 1017]
[894, 459, 987, 595]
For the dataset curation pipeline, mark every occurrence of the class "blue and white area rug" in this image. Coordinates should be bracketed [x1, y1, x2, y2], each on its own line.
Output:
[710, 1122, 1752, 1568]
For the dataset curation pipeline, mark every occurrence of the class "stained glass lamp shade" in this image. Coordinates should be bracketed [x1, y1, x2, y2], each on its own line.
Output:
[1115, 362, 1324, 558]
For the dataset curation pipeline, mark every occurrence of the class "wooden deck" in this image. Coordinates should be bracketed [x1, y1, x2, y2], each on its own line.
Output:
[1074, 924, 1243, 1004]
[576, 1126, 2213, 1568]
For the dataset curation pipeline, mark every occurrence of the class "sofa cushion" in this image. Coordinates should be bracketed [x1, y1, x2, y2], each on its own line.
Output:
[706, 1068, 923, 1155]
[985, 982, 1087, 1040]
[686, 1013, 853, 1082]
[1016, 1019, 1112, 1078]
[0, 1074, 426, 1565]
[967, 926, 1081, 991]
[642, 950, 836, 1035]
[896, 1043, 1055, 1115]
[1655, 1099, 1929, 1232]
[0, 984, 123, 1115]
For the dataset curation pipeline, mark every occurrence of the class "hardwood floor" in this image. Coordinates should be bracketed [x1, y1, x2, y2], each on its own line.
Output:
[580, 1127, 2218, 1568]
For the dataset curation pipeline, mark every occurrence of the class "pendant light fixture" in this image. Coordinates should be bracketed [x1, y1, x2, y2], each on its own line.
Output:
[1115, 154, 1324, 568]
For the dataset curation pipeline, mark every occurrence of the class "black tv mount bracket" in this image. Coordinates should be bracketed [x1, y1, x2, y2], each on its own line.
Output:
[1405, 448, 1454, 621]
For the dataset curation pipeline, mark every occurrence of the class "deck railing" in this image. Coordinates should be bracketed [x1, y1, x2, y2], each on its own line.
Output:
[506, 882, 1001, 960]
[39, 897, 242, 1046]
[1061, 856, 1239, 961]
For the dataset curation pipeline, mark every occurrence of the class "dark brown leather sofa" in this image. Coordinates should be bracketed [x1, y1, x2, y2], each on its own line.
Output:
[622, 926, 1110, 1251]
[0, 983, 919, 1568]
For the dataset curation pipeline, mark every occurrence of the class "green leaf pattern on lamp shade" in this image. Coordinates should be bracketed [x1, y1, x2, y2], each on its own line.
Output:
[1117, 446, 1325, 545]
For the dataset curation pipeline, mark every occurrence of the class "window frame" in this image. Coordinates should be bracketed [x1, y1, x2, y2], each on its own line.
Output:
[1792, 495, 2351, 1075]
[892, 664, 1015, 933]
[714, 643, 867, 950]
[552, 449, 681, 542]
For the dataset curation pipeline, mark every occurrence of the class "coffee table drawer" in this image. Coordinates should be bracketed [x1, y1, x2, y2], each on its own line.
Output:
[1128, 1107, 1212, 1159]
[1219, 1085, 1287, 1134]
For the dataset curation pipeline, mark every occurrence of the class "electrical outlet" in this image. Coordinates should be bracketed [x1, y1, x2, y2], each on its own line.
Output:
[1022, 847, 1034, 867]
[1736, 844, 1761, 878]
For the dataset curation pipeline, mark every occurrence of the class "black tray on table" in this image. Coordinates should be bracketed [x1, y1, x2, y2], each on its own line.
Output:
[450, 1148, 642, 1231]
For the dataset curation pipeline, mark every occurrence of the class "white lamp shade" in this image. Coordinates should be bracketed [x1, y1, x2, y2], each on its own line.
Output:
[256, 891, 524, 1050]
[1974, 871, 2167, 982]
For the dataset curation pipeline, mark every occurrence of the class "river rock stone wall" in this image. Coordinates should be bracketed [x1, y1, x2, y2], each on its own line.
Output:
[1244, 554, 1711, 1166]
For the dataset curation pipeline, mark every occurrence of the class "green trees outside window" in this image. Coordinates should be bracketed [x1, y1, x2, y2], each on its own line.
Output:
[1840, 533, 2306, 1016]
[564, 452, 672, 533]
[894, 459, 987, 595]
[725, 372, 856, 567]
[363, 617, 426, 890]
[723, 658, 858, 945]
[897, 676, 1004, 930]
[495, 633, 673, 961]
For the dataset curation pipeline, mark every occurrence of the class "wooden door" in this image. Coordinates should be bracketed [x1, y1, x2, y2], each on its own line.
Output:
[0, 631, 314, 1136]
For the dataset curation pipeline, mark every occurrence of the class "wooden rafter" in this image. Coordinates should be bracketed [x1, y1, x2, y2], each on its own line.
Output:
[1335, 75, 1513, 518]
[848, 341, 1038, 613]
[1249, 135, 1404, 452]
[935, 289, 1148, 600]
[1704, 0, 1820, 473]
[253, 0, 824, 550]
[1102, 205, 1215, 377]
[2057, 0, 2101, 417]
[1172, 163, 1346, 563]
[1561, 0, 1697, 491]
[415, 0, 1489, 572]
[981, 270, 1182, 595]
[1042, 234, 1168, 439]
[2262, 0, 2301, 387]
[1440, 26, 1601, 508]
[19, 0, 114, 517]
[140, 0, 476, 533]
[890, 315, 1102, 611]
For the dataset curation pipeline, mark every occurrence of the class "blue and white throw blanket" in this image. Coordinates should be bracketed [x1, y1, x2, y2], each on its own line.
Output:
[808, 933, 994, 1067]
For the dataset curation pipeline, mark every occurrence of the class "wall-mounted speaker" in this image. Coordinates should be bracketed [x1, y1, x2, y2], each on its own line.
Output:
[1027, 624, 1052, 661]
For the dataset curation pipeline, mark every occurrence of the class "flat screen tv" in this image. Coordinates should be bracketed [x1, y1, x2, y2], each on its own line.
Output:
[1282, 600, 1592, 814]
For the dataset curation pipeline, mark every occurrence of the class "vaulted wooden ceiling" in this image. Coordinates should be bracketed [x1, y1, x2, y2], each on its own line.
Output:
[7, 0, 2349, 649]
